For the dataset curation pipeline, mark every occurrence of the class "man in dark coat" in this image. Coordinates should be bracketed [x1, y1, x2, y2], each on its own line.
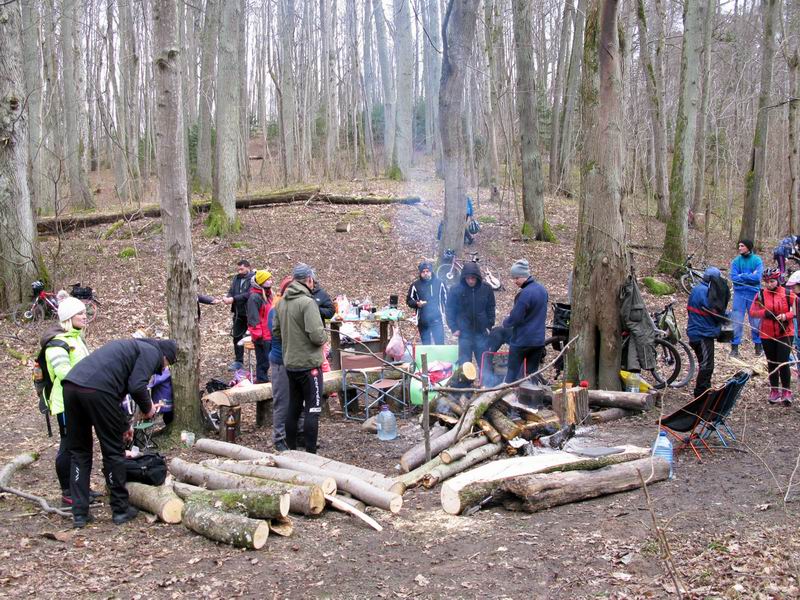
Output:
[407, 261, 448, 344]
[63, 338, 178, 528]
[445, 262, 496, 367]
[503, 259, 548, 382]
[312, 281, 336, 321]
[223, 259, 254, 369]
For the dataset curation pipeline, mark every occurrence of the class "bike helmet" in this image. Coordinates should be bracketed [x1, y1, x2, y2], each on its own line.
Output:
[467, 219, 481, 235]
[763, 267, 781, 280]
[31, 280, 45, 294]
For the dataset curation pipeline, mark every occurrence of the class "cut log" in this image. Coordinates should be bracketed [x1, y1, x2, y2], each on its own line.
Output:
[183, 500, 270, 550]
[203, 371, 343, 407]
[440, 446, 650, 515]
[476, 418, 503, 443]
[485, 406, 522, 440]
[335, 221, 351, 233]
[586, 389, 656, 411]
[440, 434, 489, 464]
[126, 482, 184, 523]
[169, 458, 322, 515]
[499, 457, 670, 512]
[0, 452, 70, 518]
[277, 450, 400, 495]
[422, 442, 504, 488]
[201, 459, 337, 495]
[193, 438, 274, 462]
[552, 387, 590, 426]
[184, 488, 290, 519]
[394, 456, 443, 490]
[325, 494, 383, 531]
[327, 493, 367, 514]
[590, 407, 636, 423]
[172, 481, 208, 499]
[269, 515, 294, 537]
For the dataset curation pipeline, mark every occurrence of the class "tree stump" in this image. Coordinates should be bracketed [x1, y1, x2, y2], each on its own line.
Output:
[552, 387, 590, 426]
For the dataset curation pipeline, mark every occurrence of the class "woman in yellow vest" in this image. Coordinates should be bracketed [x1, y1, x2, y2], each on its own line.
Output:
[41, 297, 90, 507]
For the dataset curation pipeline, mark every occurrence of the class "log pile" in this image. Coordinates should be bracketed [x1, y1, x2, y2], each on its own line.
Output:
[587, 389, 661, 423]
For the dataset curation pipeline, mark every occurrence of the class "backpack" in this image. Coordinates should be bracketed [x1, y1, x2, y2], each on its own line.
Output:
[124, 452, 167, 486]
[34, 338, 71, 411]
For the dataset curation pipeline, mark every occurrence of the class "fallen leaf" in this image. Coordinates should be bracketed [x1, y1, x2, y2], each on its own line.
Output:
[612, 572, 632, 581]
[414, 574, 429, 587]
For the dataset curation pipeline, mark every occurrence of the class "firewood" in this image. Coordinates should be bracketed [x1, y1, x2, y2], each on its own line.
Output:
[269, 515, 294, 537]
[432, 412, 459, 426]
[335, 221, 351, 232]
[394, 456, 443, 490]
[476, 418, 502, 443]
[500, 395, 553, 421]
[277, 450, 401, 494]
[183, 497, 270, 550]
[552, 387, 590, 426]
[203, 371, 343, 407]
[440, 434, 489, 464]
[586, 389, 656, 411]
[194, 438, 274, 462]
[590, 407, 636, 423]
[485, 406, 522, 440]
[440, 446, 650, 515]
[325, 494, 383, 531]
[499, 457, 670, 512]
[327, 493, 367, 514]
[126, 482, 184, 523]
[169, 458, 322, 515]
[436, 394, 465, 416]
[201, 459, 337, 495]
[422, 442, 504, 488]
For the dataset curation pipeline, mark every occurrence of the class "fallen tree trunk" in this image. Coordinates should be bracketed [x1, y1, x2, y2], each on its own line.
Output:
[440, 434, 489, 464]
[169, 458, 322, 515]
[422, 442, 504, 488]
[203, 371, 343, 407]
[202, 459, 337, 495]
[0, 452, 71, 518]
[440, 446, 650, 515]
[183, 498, 270, 550]
[193, 438, 273, 461]
[590, 407, 636, 423]
[277, 450, 400, 495]
[586, 390, 656, 411]
[37, 188, 422, 235]
[126, 482, 184, 523]
[500, 457, 670, 512]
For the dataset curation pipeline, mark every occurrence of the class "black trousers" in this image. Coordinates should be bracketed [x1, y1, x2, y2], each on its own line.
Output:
[232, 313, 248, 363]
[253, 339, 271, 383]
[64, 383, 129, 519]
[762, 337, 792, 390]
[286, 368, 323, 453]
[56, 412, 74, 493]
[418, 321, 445, 345]
[689, 337, 715, 399]
[505, 345, 545, 383]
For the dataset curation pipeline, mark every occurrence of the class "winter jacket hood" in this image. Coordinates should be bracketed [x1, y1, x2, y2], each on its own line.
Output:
[686, 281, 722, 341]
[460, 262, 482, 283]
[502, 277, 548, 347]
[272, 281, 327, 370]
[446, 268, 496, 335]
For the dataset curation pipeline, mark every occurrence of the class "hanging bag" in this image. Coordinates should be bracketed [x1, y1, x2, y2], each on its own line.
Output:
[385, 325, 405, 361]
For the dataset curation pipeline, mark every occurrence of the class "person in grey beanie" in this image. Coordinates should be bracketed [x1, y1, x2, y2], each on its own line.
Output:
[407, 261, 448, 344]
[502, 259, 549, 382]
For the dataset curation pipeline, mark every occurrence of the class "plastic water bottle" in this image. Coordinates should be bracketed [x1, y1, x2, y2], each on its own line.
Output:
[625, 371, 641, 393]
[376, 404, 397, 441]
[652, 431, 674, 479]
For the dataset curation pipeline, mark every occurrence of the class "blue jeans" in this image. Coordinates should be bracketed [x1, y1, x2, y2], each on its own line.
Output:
[731, 290, 761, 345]
[418, 321, 445, 345]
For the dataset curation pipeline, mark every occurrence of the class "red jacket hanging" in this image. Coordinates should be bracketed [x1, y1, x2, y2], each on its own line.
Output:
[749, 286, 796, 340]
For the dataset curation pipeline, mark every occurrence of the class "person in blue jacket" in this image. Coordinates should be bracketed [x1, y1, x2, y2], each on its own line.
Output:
[502, 259, 548, 382]
[730, 239, 763, 357]
[687, 267, 724, 399]
[445, 262, 496, 367]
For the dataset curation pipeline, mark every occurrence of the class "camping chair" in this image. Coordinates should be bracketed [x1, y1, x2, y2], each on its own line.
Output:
[698, 370, 750, 447]
[341, 351, 407, 421]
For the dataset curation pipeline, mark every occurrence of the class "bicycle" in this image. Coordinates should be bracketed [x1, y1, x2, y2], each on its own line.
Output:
[13, 281, 98, 326]
[651, 301, 696, 388]
[676, 253, 705, 294]
[436, 249, 503, 291]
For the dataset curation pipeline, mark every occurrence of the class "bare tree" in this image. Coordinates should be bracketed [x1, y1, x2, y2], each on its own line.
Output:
[373, 0, 395, 170]
[197, 0, 219, 192]
[789, 0, 800, 232]
[438, 0, 480, 258]
[0, 0, 40, 309]
[549, 0, 573, 193]
[278, 0, 297, 183]
[568, 0, 629, 389]
[152, 0, 202, 432]
[391, 0, 413, 179]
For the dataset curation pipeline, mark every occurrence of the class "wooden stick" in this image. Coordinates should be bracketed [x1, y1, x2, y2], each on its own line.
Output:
[0, 452, 71, 518]
[422, 353, 431, 463]
[324, 494, 383, 531]
[327, 493, 367, 513]
[422, 442, 504, 488]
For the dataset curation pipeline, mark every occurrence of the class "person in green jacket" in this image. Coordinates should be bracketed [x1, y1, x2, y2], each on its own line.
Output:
[272, 263, 327, 453]
[42, 297, 90, 506]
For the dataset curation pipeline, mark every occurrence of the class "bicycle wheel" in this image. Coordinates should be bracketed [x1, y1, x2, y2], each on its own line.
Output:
[83, 299, 98, 323]
[679, 272, 695, 294]
[14, 302, 45, 326]
[641, 338, 681, 390]
[669, 339, 696, 389]
[482, 268, 503, 291]
[436, 263, 461, 289]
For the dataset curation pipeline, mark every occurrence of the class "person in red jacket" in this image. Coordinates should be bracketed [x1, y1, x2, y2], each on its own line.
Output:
[247, 270, 273, 383]
[750, 268, 796, 405]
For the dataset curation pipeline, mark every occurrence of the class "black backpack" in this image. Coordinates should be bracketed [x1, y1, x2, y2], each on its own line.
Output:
[124, 452, 168, 486]
[34, 338, 71, 411]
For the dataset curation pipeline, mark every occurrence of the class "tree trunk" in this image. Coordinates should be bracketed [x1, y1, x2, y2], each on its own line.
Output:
[739, 0, 779, 244]
[0, 0, 39, 310]
[211, 0, 241, 233]
[422, 0, 441, 159]
[197, 0, 219, 191]
[567, 0, 629, 390]
[438, 0, 480, 259]
[279, 0, 297, 183]
[320, 0, 334, 178]
[126, 482, 184, 523]
[373, 0, 394, 170]
[549, 0, 573, 192]
[237, 0, 249, 186]
[173, 484, 290, 519]
[500, 457, 670, 512]
[202, 459, 337, 495]
[512, 0, 549, 240]
[390, 0, 413, 179]
[118, 0, 142, 202]
[790, 47, 800, 233]
[153, 0, 203, 434]
[482, 0, 503, 190]
[182, 497, 271, 549]
[60, 0, 93, 210]
[658, 0, 703, 272]
[586, 389, 657, 410]
[422, 442, 504, 488]
[635, 0, 670, 220]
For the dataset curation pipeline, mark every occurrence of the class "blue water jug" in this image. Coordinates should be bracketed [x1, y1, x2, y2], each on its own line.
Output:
[652, 430, 674, 479]
[376, 404, 397, 441]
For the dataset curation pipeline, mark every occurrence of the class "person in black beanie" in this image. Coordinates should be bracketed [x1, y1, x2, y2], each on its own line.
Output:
[406, 261, 447, 344]
[62, 338, 178, 528]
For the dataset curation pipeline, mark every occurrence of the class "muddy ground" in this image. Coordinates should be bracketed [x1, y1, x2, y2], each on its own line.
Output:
[0, 159, 798, 599]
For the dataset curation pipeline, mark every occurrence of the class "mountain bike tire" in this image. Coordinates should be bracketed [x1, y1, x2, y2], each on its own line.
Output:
[668, 339, 696, 389]
[436, 263, 461, 289]
[641, 338, 682, 389]
[679, 272, 696, 294]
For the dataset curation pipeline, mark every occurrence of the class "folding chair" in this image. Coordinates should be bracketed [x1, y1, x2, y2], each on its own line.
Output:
[340, 352, 407, 421]
[699, 371, 750, 447]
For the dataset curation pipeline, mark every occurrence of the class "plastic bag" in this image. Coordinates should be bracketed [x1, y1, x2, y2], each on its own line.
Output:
[385, 325, 405, 361]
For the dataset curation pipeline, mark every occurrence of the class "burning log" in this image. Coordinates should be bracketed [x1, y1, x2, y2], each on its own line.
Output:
[586, 389, 656, 411]
[499, 457, 670, 513]
[126, 482, 184, 523]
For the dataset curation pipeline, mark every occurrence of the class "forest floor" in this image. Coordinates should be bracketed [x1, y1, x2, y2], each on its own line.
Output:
[1, 157, 799, 599]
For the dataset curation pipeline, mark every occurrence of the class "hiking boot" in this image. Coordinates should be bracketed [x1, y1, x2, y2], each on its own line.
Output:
[768, 388, 783, 404]
[62, 489, 104, 508]
[730, 344, 740, 358]
[112, 506, 139, 525]
[73, 513, 95, 529]
[273, 441, 289, 453]
[754, 343, 763, 357]
[782, 389, 794, 406]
